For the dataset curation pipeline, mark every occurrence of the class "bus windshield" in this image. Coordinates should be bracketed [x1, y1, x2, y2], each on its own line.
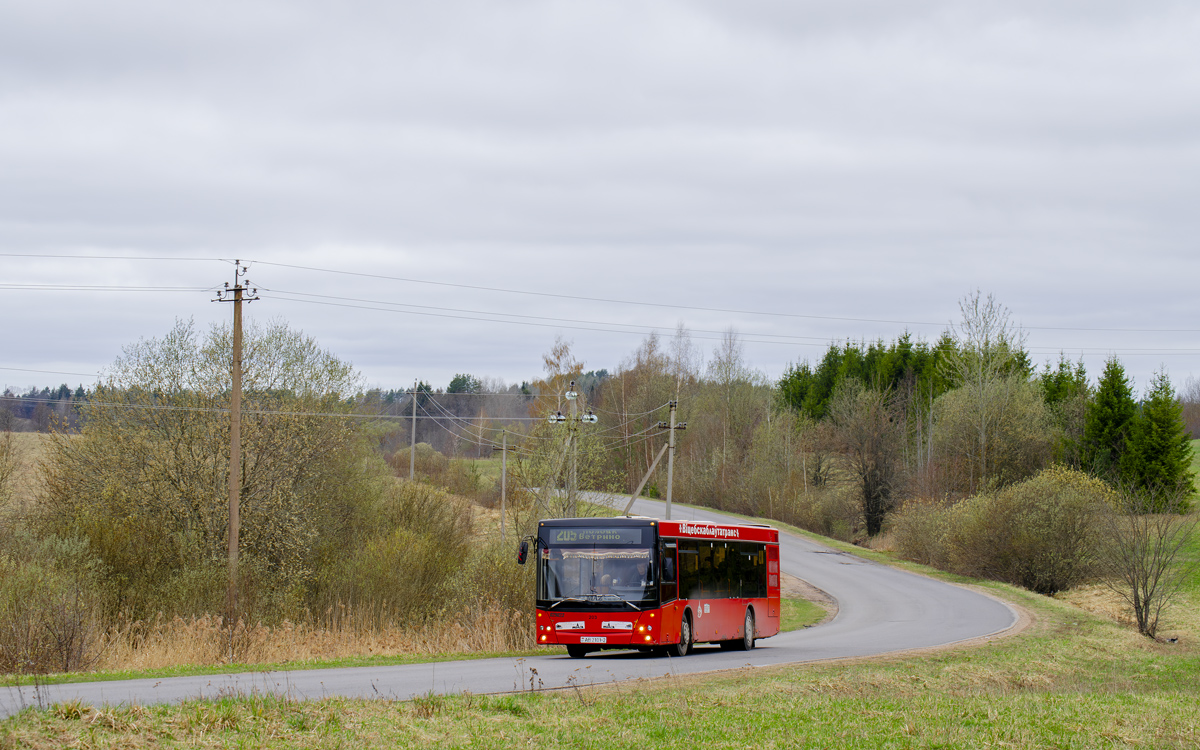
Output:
[538, 528, 656, 606]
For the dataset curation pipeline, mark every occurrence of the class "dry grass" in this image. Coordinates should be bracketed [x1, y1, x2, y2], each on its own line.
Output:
[1058, 583, 1198, 644]
[92, 600, 534, 673]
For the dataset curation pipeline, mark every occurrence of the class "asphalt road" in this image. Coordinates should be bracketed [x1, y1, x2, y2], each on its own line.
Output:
[1, 499, 1017, 716]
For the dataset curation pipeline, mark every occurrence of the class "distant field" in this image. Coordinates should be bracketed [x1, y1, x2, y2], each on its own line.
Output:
[451, 455, 504, 486]
[4, 432, 50, 509]
[1184, 437, 1199, 489]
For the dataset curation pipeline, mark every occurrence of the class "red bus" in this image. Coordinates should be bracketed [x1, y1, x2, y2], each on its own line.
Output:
[518, 516, 781, 657]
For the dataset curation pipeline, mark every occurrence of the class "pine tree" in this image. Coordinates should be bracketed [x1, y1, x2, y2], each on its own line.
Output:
[1121, 370, 1195, 507]
[1083, 357, 1137, 479]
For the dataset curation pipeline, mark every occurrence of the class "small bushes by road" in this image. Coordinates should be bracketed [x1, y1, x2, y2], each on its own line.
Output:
[893, 466, 1115, 595]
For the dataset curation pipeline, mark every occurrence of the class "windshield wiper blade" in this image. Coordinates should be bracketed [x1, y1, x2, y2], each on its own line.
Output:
[548, 597, 589, 609]
[548, 594, 642, 610]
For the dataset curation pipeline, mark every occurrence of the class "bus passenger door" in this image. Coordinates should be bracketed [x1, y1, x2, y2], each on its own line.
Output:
[767, 545, 780, 619]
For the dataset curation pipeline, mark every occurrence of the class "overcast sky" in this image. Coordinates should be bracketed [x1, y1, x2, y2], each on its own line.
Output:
[3, 1, 1198, 396]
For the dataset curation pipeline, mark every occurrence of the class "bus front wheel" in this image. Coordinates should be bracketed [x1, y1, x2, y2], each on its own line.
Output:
[669, 614, 692, 658]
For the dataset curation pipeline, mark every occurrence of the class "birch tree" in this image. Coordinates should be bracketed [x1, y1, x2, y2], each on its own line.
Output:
[939, 290, 1030, 491]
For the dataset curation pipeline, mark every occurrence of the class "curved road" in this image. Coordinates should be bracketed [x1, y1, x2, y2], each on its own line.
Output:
[1, 499, 1016, 715]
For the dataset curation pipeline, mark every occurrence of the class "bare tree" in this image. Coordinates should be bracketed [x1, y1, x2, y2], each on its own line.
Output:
[940, 290, 1029, 492]
[1181, 375, 1200, 439]
[829, 379, 902, 536]
[1101, 485, 1199, 639]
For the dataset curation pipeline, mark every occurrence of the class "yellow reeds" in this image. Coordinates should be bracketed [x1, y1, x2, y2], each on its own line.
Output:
[92, 600, 535, 672]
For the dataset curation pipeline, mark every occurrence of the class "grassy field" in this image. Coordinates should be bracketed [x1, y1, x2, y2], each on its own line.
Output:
[2, 432, 48, 510]
[1191, 439, 1200, 495]
[3, 568, 1197, 748]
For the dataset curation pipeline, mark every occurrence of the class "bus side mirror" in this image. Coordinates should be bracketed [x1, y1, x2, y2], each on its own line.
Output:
[517, 540, 529, 565]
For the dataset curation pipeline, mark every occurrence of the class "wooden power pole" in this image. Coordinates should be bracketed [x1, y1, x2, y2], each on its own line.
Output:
[214, 261, 257, 629]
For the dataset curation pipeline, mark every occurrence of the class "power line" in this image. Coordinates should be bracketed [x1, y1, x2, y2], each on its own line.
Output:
[0, 253, 227, 263]
[5, 252, 1200, 335]
[257, 291, 860, 348]
[247, 258, 1200, 334]
[0, 283, 214, 292]
[258, 287, 835, 344]
[0, 366, 99, 378]
[7, 395, 548, 421]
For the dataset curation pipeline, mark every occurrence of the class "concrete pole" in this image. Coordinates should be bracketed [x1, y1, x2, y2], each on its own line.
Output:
[665, 400, 676, 521]
[568, 381, 578, 517]
[409, 379, 417, 481]
[500, 430, 507, 543]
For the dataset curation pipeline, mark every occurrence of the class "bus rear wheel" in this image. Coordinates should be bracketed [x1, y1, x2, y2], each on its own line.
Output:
[669, 614, 692, 657]
[567, 645, 589, 658]
[739, 609, 756, 651]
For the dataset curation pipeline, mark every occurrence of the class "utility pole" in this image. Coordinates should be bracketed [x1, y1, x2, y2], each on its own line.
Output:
[214, 260, 258, 629]
[658, 401, 686, 520]
[568, 381, 578, 516]
[548, 380, 597, 517]
[501, 431, 508, 542]
[409, 379, 418, 481]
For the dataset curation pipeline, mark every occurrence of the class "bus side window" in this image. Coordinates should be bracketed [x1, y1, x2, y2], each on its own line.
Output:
[678, 540, 700, 600]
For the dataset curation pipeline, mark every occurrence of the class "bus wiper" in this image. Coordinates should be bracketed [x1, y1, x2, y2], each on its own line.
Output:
[548, 597, 590, 609]
[588, 593, 643, 611]
[548, 594, 641, 610]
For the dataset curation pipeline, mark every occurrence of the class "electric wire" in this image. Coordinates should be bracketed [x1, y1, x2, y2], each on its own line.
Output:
[4, 251, 1200, 334]
[258, 287, 833, 344]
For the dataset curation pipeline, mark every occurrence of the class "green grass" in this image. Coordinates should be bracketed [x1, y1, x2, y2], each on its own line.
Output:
[1, 649, 554, 688]
[780, 597, 825, 632]
[1191, 439, 1200, 495]
[4, 582, 1197, 748]
[451, 456, 504, 487]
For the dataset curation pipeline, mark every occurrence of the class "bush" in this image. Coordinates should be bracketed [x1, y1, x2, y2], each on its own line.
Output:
[944, 466, 1114, 594]
[390, 442, 450, 478]
[0, 532, 109, 673]
[777, 484, 861, 542]
[890, 499, 952, 568]
[312, 480, 473, 628]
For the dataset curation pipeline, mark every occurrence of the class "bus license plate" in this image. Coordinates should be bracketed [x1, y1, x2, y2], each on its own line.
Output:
[580, 636, 607, 644]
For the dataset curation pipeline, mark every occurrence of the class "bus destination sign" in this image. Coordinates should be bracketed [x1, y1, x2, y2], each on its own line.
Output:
[550, 528, 643, 545]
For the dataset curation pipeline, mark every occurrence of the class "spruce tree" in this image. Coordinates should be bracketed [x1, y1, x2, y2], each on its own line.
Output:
[1121, 370, 1195, 507]
[1082, 357, 1137, 479]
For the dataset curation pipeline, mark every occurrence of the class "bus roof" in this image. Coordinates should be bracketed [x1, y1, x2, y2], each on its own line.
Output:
[536, 516, 778, 543]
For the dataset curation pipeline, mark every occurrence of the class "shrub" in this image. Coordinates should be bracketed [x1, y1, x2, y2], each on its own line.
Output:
[312, 480, 473, 628]
[390, 443, 450, 479]
[777, 484, 860, 542]
[944, 465, 1114, 594]
[0, 532, 109, 673]
[890, 499, 952, 568]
